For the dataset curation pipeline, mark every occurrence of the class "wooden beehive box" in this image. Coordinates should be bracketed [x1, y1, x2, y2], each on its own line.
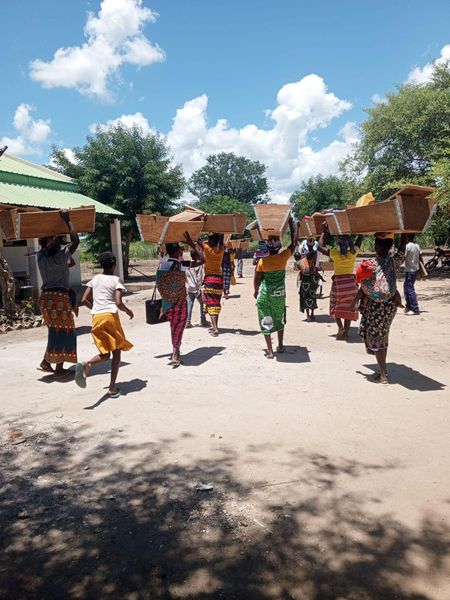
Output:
[136, 214, 204, 244]
[298, 217, 318, 238]
[169, 208, 204, 223]
[202, 213, 246, 234]
[17, 206, 96, 239]
[324, 210, 352, 235]
[0, 208, 18, 240]
[249, 227, 262, 241]
[346, 185, 435, 234]
[253, 204, 291, 238]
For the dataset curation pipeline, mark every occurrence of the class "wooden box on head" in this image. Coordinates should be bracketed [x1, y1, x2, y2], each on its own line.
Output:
[17, 206, 96, 239]
[136, 214, 204, 244]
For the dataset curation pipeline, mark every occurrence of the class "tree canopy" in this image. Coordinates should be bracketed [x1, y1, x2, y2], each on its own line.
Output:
[188, 152, 269, 204]
[194, 195, 255, 222]
[346, 63, 450, 199]
[290, 175, 360, 219]
[51, 124, 185, 275]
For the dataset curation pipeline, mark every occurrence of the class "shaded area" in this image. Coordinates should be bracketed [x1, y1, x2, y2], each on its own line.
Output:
[276, 345, 310, 363]
[1, 424, 448, 599]
[361, 363, 446, 391]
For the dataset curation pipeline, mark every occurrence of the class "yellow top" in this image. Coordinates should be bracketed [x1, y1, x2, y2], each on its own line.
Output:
[329, 247, 359, 276]
[256, 248, 292, 272]
[204, 243, 225, 276]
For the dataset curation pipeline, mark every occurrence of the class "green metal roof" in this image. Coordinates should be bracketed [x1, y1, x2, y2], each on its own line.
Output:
[0, 181, 122, 216]
[0, 153, 73, 182]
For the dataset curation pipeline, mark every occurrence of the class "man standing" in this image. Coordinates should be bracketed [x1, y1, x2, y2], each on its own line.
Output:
[236, 246, 244, 278]
[404, 234, 421, 315]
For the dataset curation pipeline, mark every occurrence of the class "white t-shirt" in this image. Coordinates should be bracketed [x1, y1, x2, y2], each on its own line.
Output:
[404, 242, 421, 273]
[86, 274, 126, 315]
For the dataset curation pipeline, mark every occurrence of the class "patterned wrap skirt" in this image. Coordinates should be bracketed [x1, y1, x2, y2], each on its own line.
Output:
[91, 313, 133, 355]
[359, 297, 397, 353]
[202, 275, 223, 316]
[222, 264, 235, 291]
[39, 289, 77, 363]
[299, 273, 320, 312]
[330, 274, 358, 321]
[166, 301, 188, 349]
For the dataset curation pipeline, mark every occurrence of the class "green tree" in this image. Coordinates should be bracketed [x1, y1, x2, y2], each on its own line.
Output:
[188, 152, 269, 204]
[51, 124, 185, 276]
[290, 175, 361, 219]
[194, 195, 254, 222]
[347, 63, 450, 199]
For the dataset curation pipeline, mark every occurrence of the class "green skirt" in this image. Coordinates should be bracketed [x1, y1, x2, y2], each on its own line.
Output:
[257, 293, 286, 335]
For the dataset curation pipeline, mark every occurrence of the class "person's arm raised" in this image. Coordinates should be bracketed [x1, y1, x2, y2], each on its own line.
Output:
[318, 223, 330, 257]
[59, 209, 80, 255]
[355, 235, 363, 249]
[288, 216, 297, 253]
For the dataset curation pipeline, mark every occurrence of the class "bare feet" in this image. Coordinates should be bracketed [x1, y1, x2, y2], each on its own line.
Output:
[276, 345, 285, 354]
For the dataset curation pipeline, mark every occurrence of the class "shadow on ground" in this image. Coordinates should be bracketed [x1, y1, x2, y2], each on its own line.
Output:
[361, 363, 446, 391]
[0, 423, 448, 599]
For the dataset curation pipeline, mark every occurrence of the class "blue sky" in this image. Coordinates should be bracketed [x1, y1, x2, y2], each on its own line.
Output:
[1, 0, 449, 201]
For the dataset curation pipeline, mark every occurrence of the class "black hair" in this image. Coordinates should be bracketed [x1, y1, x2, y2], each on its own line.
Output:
[98, 251, 117, 270]
[166, 243, 181, 258]
[375, 237, 393, 256]
[294, 252, 301, 261]
[408, 233, 416, 242]
[208, 233, 221, 247]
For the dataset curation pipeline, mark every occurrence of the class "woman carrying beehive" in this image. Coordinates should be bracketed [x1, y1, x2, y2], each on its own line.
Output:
[253, 217, 297, 359]
[319, 223, 362, 341]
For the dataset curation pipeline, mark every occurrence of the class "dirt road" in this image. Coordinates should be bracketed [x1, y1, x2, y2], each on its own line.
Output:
[1, 262, 449, 599]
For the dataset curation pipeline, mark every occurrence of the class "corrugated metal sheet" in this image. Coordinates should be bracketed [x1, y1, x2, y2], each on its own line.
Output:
[0, 153, 73, 184]
[0, 181, 122, 216]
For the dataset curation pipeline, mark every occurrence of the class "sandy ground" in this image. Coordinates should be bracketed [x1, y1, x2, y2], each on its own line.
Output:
[0, 259, 449, 600]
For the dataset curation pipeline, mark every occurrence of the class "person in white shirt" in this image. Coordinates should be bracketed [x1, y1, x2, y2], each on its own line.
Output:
[403, 234, 422, 315]
[186, 251, 209, 328]
[299, 237, 321, 268]
[75, 252, 134, 397]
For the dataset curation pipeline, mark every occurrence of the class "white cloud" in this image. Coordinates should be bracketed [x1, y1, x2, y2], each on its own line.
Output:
[29, 0, 165, 101]
[89, 111, 153, 134]
[0, 104, 52, 156]
[167, 74, 355, 202]
[371, 93, 386, 105]
[407, 44, 450, 84]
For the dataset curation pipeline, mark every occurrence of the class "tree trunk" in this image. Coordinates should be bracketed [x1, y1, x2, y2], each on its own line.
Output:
[0, 255, 17, 316]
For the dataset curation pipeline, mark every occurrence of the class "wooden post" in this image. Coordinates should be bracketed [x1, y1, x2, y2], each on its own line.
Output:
[26, 238, 42, 299]
[110, 218, 124, 281]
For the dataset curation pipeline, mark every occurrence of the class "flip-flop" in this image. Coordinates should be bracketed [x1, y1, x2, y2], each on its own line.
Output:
[75, 362, 86, 388]
[37, 364, 54, 373]
[276, 346, 285, 354]
[209, 330, 219, 337]
[108, 389, 120, 398]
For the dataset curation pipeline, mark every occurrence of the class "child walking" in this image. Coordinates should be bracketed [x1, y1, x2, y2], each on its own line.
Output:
[75, 252, 133, 397]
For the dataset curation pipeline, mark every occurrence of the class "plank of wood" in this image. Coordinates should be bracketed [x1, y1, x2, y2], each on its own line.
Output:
[169, 210, 205, 223]
[203, 213, 246, 234]
[136, 214, 204, 243]
[0, 209, 18, 240]
[253, 204, 291, 234]
[17, 206, 96, 239]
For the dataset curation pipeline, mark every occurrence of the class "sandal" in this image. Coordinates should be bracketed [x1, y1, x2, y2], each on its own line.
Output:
[209, 330, 219, 337]
[108, 389, 120, 398]
[37, 361, 54, 373]
[75, 362, 87, 388]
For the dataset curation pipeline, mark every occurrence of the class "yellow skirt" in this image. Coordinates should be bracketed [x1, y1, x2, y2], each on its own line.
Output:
[91, 313, 133, 355]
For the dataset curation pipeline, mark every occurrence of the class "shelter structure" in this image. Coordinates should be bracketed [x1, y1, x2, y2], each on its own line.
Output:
[0, 153, 123, 298]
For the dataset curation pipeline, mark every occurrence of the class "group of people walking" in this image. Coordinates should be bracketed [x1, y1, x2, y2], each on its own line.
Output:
[35, 209, 425, 393]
